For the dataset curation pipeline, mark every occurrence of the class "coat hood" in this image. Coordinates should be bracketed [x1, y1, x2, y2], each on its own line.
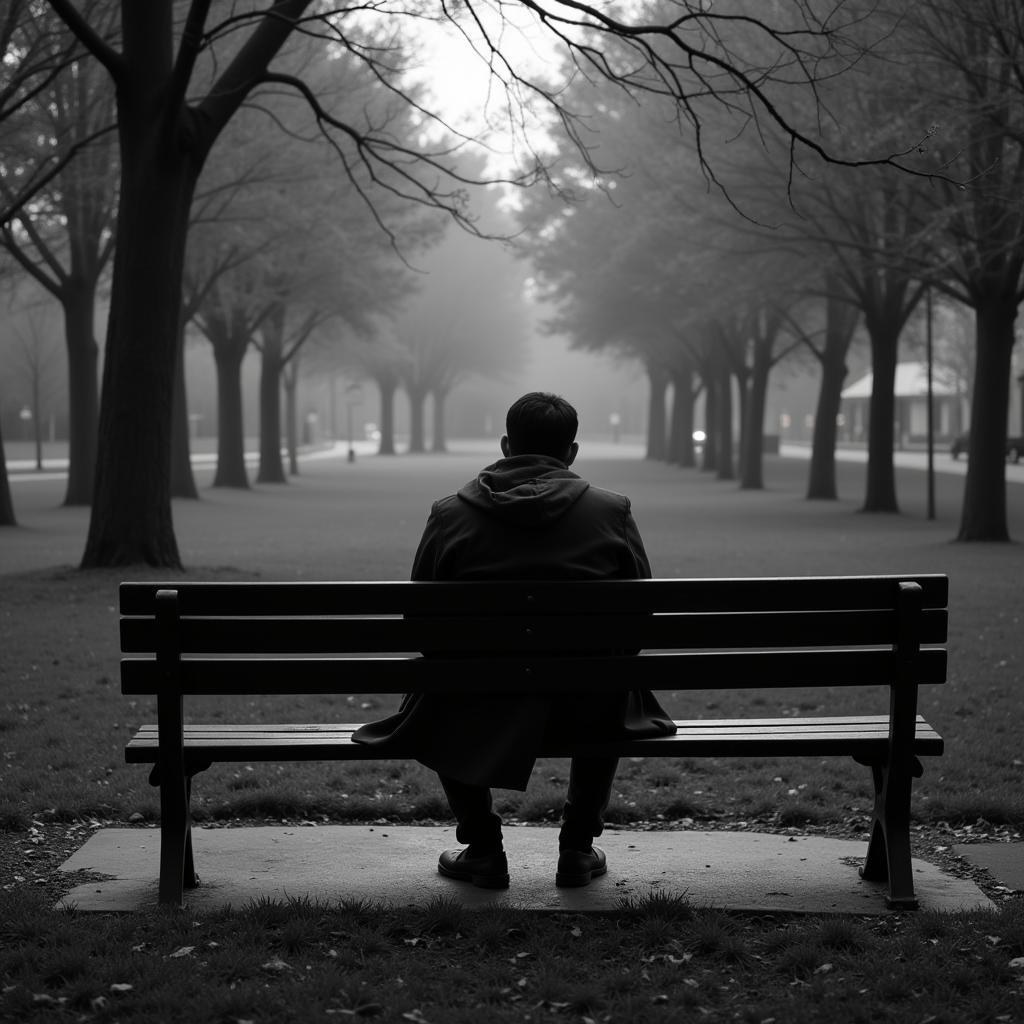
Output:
[457, 454, 590, 527]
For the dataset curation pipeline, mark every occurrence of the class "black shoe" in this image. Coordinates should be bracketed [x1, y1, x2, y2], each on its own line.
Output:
[438, 848, 510, 889]
[556, 845, 607, 887]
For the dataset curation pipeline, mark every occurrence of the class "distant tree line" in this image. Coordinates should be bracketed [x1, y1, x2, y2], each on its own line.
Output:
[0, 1, 992, 554]
[516, 0, 1024, 542]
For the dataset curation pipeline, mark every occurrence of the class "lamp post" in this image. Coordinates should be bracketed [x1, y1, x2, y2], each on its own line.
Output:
[345, 383, 363, 463]
[925, 286, 936, 521]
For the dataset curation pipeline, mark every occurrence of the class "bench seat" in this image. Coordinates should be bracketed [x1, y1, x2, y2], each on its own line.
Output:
[125, 715, 944, 764]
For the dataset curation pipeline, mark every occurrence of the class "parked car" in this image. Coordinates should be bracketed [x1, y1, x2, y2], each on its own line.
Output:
[950, 433, 1024, 462]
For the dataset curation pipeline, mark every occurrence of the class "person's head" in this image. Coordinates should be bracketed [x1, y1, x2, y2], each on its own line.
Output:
[501, 392, 579, 465]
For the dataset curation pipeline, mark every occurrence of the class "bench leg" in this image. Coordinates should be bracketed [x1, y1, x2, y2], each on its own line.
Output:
[183, 777, 198, 891]
[158, 776, 197, 906]
[859, 760, 919, 910]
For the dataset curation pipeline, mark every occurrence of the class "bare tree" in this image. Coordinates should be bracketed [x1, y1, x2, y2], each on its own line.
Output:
[902, 0, 1024, 540]
[0, 410, 15, 526]
[1, 2, 117, 505]
[25, 0, 949, 567]
[10, 308, 64, 470]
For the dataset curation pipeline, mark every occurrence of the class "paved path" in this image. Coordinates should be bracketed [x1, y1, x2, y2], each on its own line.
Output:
[59, 824, 992, 915]
[780, 442, 1024, 484]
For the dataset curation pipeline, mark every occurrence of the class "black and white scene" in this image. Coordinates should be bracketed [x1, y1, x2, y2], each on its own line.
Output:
[2, 3, 1023, 1021]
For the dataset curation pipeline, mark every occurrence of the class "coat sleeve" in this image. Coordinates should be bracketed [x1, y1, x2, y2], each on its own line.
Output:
[410, 502, 444, 580]
[622, 498, 652, 579]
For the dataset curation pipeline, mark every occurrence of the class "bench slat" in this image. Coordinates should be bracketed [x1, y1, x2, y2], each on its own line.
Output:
[126, 714, 932, 734]
[119, 607, 948, 653]
[124, 716, 944, 763]
[119, 575, 949, 616]
[120, 647, 948, 695]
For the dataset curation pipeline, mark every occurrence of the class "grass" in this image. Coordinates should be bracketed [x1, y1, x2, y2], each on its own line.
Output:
[2, 888, 1023, 1023]
[2, 447, 1024, 1020]
[2, 451, 1024, 827]
[1, 555, 1021, 832]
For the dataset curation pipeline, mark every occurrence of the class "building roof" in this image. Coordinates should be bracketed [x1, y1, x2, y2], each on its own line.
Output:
[841, 361, 961, 400]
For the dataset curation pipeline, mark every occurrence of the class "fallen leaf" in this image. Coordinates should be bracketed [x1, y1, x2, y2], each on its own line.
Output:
[261, 958, 291, 973]
[169, 946, 195, 958]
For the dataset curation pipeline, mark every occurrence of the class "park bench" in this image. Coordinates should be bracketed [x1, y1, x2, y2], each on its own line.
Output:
[120, 574, 947, 908]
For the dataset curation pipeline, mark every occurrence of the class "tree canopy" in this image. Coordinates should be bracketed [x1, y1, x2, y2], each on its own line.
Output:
[1, 0, 983, 564]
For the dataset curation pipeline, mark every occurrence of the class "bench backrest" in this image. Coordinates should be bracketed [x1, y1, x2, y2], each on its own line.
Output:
[120, 575, 947, 697]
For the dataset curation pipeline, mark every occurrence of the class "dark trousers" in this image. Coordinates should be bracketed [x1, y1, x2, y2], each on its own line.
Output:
[439, 756, 619, 852]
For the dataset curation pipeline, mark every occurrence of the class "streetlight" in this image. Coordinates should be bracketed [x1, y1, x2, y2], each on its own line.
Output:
[926, 286, 936, 521]
[345, 383, 363, 463]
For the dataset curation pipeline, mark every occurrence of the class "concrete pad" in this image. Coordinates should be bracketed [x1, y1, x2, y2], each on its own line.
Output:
[954, 843, 1024, 892]
[58, 825, 993, 915]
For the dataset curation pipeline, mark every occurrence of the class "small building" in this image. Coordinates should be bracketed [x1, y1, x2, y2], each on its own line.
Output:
[839, 361, 967, 448]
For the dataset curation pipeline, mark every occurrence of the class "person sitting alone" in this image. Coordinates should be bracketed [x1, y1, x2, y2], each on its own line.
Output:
[353, 392, 676, 888]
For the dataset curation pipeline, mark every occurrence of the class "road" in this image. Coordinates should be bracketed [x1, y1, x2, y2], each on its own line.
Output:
[7, 438, 1024, 483]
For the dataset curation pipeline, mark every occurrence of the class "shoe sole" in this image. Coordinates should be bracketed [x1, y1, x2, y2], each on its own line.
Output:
[437, 864, 510, 889]
[555, 863, 608, 888]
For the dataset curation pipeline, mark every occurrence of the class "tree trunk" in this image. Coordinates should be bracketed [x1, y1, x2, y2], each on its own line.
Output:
[212, 344, 249, 488]
[716, 366, 735, 482]
[861, 318, 900, 512]
[80, 112, 200, 567]
[170, 322, 199, 499]
[807, 354, 846, 501]
[733, 366, 751, 484]
[646, 362, 668, 461]
[407, 386, 427, 454]
[77, 0, 306, 566]
[31, 354, 43, 470]
[668, 365, 696, 467]
[328, 373, 338, 438]
[431, 388, 448, 453]
[377, 375, 397, 454]
[0, 415, 16, 526]
[257, 311, 287, 484]
[62, 282, 99, 507]
[284, 362, 299, 476]
[807, 292, 857, 500]
[957, 295, 1018, 541]
[739, 347, 770, 490]
[702, 366, 718, 473]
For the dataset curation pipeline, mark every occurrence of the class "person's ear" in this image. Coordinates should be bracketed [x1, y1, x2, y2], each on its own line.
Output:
[565, 441, 579, 466]
[500, 435, 511, 458]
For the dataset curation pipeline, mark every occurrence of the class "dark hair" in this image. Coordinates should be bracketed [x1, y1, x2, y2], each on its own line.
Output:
[505, 392, 578, 459]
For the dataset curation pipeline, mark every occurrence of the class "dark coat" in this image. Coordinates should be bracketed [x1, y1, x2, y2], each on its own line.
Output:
[351, 454, 677, 788]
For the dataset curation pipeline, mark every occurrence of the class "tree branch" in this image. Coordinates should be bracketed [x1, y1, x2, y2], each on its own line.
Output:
[45, 0, 125, 80]
[0, 123, 118, 227]
[198, 0, 313, 142]
[168, 0, 215, 112]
